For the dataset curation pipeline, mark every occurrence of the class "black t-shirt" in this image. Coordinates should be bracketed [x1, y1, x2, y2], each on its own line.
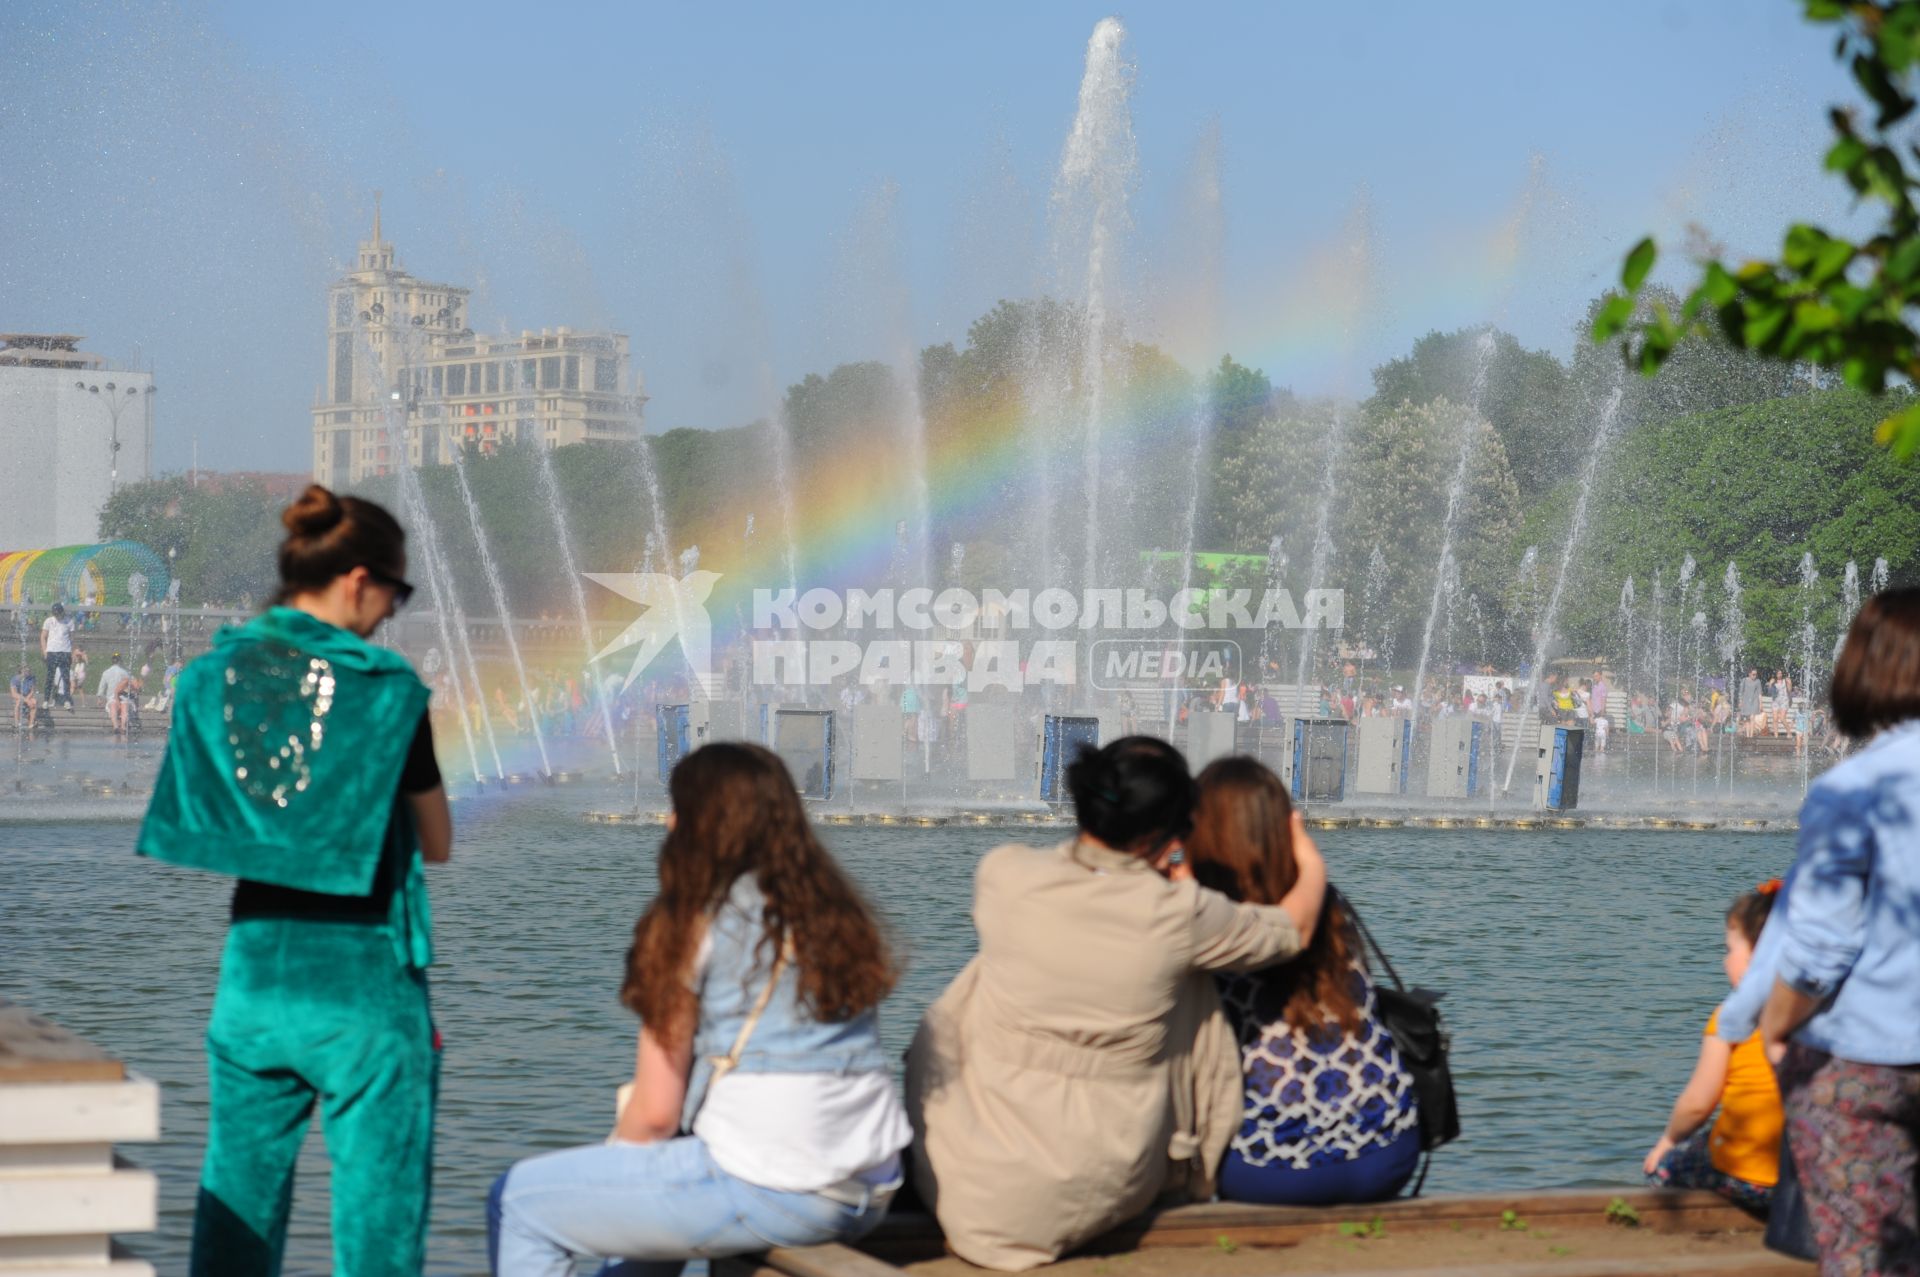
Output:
[230, 712, 442, 920]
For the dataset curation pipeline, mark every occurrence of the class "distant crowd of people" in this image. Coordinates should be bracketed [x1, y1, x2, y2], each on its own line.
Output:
[10, 600, 182, 737]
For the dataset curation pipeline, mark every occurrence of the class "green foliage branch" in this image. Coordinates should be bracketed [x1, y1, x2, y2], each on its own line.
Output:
[1595, 1, 1920, 453]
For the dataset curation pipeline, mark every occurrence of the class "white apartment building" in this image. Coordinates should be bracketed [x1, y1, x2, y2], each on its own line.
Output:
[0, 334, 155, 548]
[311, 202, 646, 485]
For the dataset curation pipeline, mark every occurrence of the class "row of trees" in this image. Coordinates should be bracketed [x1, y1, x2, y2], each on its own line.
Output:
[100, 289, 1907, 672]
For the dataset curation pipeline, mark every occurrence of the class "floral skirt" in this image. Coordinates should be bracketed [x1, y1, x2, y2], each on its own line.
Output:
[1778, 1042, 1920, 1277]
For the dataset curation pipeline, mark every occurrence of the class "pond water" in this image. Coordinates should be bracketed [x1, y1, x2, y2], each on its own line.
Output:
[0, 792, 1794, 1274]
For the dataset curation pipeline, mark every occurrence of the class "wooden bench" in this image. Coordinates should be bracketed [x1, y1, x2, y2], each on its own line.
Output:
[0, 998, 159, 1276]
[717, 1189, 1803, 1277]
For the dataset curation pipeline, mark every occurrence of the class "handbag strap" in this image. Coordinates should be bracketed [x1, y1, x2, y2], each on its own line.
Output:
[1334, 888, 1407, 994]
[707, 939, 791, 1081]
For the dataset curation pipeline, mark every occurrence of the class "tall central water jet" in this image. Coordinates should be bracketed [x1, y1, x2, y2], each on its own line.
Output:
[1053, 16, 1137, 593]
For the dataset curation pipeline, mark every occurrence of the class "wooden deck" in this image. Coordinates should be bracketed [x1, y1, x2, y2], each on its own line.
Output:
[715, 1189, 1806, 1277]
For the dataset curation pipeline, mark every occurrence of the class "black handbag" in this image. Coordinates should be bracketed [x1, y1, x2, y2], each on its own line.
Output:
[1764, 1133, 1820, 1261]
[1337, 890, 1462, 1179]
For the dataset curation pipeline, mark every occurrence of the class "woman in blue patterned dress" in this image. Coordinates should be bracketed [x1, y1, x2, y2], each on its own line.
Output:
[1187, 757, 1421, 1205]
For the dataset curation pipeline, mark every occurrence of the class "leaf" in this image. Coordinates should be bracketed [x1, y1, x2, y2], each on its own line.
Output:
[1701, 262, 1740, 307]
[1622, 237, 1657, 292]
[1877, 402, 1920, 458]
[1745, 302, 1792, 349]
[1826, 136, 1870, 175]
[1810, 237, 1856, 282]
[1591, 294, 1636, 342]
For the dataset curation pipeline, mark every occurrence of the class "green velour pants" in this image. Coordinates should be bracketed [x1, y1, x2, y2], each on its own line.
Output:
[190, 917, 438, 1277]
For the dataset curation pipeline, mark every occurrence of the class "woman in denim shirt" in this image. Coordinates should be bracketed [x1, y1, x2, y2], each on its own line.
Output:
[1718, 589, 1920, 1277]
[489, 743, 909, 1276]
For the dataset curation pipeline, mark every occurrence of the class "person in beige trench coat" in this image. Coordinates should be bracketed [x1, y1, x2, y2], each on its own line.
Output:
[905, 738, 1325, 1271]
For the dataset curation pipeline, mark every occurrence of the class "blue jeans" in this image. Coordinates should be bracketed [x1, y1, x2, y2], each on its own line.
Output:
[488, 1137, 892, 1277]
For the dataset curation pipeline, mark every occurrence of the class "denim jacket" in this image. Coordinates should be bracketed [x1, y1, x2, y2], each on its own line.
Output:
[1718, 719, 1920, 1066]
[680, 876, 890, 1130]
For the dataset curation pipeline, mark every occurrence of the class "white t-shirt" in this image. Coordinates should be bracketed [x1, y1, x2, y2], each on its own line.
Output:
[689, 935, 911, 1193]
[98, 664, 132, 700]
[41, 616, 73, 654]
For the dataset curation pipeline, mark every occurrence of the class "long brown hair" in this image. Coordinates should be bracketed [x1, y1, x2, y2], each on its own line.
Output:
[1188, 756, 1363, 1032]
[621, 742, 896, 1047]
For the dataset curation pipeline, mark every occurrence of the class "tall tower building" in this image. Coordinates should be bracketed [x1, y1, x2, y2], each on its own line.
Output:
[312, 199, 645, 485]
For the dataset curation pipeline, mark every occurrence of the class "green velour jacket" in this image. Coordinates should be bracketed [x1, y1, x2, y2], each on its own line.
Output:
[138, 606, 435, 966]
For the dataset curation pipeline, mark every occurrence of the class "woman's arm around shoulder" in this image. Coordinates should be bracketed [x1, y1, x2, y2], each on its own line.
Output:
[1186, 815, 1327, 973]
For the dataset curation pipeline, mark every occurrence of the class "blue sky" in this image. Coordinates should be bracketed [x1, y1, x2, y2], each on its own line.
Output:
[0, 1, 1856, 470]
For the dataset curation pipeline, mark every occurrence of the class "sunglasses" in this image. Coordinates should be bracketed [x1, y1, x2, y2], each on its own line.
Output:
[365, 567, 416, 609]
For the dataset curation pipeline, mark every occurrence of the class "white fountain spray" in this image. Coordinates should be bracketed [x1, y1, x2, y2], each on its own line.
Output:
[1170, 127, 1224, 700]
[1361, 544, 1391, 691]
[1800, 552, 1820, 793]
[1835, 559, 1862, 661]
[1295, 194, 1376, 693]
[1411, 331, 1498, 744]
[1719, 562, 1745, 792]
[441, 421, 553, 777]
[1650, 568, 1665, 797]
[1618, 576, 1636, 738]
[1053, 16, 1137, 593]
[868, 182, 934, 589]
[1872, 557, 1891, 594]
[1501, 381, 1628, 793]
[356, 320, 496, 782]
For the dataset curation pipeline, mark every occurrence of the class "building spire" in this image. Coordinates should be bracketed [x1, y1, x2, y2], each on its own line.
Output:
[372, 189, 383, 243]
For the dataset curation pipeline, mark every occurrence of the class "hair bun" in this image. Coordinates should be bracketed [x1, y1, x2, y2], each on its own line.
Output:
[283, 484, 345, 538]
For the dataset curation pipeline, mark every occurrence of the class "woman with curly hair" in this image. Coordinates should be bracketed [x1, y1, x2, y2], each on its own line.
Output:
[489, 742, 909, 1276]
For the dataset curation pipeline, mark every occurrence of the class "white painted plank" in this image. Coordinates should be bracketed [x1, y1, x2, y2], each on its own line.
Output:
[0, 1167, 157, 1238]
[0, 1077, 158, 1146]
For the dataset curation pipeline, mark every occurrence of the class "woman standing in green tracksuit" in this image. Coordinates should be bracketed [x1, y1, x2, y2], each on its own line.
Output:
[138, 484, 453, 1276]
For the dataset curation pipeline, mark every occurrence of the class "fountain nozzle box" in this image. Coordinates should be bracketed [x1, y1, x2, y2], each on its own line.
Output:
[656, 704, 692, 785]
[1039, 715, 1100, 803]
[1353, 717, 1410, 796]
[1427, 716, 1484, 800]
[1533, 724, 1585, 811]
[1290, 718, 1349, 803]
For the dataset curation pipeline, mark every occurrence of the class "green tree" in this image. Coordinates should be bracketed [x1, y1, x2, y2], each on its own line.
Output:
[1334, 398, 1523, 662]
[1597, 0, 1920, 453]
[1538, 390, 1920, 664]
[1366, 327, 1571, 500]
[1210, 400, 1339, 555]
[1568, 288, 1803, 434]
[98, 476, 284, 606]
[1209, 355, 1282, 438]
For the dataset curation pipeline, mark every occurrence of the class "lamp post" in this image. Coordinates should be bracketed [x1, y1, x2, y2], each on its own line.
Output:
[74, 380, 147, 494]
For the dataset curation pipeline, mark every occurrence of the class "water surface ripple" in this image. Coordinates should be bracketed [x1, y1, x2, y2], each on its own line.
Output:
[0, 801, 1792, 1273]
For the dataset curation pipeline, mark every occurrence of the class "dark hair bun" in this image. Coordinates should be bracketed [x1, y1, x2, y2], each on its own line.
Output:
[1068, 735, 1197, 855]
[283, 484, 346, 539]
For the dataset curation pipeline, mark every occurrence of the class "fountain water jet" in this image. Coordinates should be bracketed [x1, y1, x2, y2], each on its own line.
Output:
[442, 410, 553, 777]
[1835, 559, 1862, 660]
[1052, 16, 1137, 595]
[1410, 331, 1497, 743]
[1501, 381, 1628, 793]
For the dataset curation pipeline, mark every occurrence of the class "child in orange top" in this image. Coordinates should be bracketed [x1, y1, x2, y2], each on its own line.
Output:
[1643, 882, 1783, 1213]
